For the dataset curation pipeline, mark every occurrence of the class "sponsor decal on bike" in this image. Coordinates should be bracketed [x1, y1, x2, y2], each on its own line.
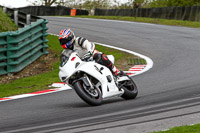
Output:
[94, 65, 103, 74]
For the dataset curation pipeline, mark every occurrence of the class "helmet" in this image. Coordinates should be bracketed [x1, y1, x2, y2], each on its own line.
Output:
[59, 29, 75, 49]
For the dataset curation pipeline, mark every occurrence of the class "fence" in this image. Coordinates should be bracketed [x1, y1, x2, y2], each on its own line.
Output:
[1, 6, 40, 28]
[95, 6, 200, 21]
[0, 6, 48, 76]
[17, 6, 89, 16]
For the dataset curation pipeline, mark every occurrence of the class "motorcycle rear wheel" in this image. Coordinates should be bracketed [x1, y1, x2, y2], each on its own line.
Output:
[73, 80, 103, 106]
[120, 76, 138, 100]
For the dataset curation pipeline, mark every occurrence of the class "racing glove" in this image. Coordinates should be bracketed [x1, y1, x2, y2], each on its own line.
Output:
[82, 51, 93, 61]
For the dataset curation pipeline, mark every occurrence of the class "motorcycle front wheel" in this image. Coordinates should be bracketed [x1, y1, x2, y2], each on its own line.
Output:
[73, 80, 103, 106]
[120, 76, 138, 100]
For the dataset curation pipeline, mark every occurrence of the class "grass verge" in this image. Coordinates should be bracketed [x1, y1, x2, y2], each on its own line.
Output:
[0, 34, 142, 98]
[65, 15, 200, 28]
[152, 124, 200, 133]
[0, 8, 18, 32]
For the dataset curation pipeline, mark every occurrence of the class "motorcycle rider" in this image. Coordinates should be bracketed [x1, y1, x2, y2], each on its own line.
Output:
[58, 28, 122, 76]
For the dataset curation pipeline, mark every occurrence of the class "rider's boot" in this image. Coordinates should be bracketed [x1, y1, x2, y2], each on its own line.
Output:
[112, 66, 123, 77]
[112, 66, 125, 91]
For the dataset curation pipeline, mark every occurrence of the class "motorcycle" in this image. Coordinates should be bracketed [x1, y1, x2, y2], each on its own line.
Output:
[59, 49, 138, 106]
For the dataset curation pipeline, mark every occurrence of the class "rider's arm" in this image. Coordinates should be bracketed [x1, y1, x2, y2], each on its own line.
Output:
[76, 37, 95, 54]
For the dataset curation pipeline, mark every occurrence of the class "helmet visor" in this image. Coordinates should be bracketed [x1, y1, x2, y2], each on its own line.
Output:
[59, 35, 73, 45]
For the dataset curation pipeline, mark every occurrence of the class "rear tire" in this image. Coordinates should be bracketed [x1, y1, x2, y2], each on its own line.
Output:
[73, 81, 102, 106]
[120, 76, 138, 100]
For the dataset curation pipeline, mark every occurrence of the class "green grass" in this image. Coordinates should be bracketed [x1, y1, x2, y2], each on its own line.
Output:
[66, 15, 200, 28]
[0, 62, 60, 97]
[0, 34, 137, 98]
[153, 124, 200, 133]
[0, 8, 18, 32]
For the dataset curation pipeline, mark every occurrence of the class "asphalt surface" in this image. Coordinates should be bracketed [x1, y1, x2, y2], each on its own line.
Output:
[1, 17, 200, 133]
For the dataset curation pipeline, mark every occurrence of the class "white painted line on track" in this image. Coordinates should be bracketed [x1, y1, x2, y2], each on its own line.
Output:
[0, 33, 153, 102]
[0, 87, 71, 102]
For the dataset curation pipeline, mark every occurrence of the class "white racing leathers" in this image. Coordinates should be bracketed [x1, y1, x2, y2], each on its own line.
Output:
[72, 37, 96, 57]
[62, 37, 119, 75]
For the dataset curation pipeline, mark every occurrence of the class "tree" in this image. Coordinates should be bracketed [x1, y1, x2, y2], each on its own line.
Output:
[167, 0, 200, 6]
[149, 0, 200, 8]
[45, 0, 57, 6]
[80, 0, 111, 10]
[149, 0, 168, 7]
[28, 0, 111, 8]
[121, 0, 149, 9]
[27, 0, 67, 6]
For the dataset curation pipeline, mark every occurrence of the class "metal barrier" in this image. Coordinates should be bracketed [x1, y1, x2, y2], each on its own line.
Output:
[17, 6, 89, 16]
[1, 6, 41, 28]
[0, 19, 48, 75]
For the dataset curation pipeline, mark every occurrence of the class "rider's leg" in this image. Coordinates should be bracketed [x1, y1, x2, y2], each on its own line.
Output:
[93, 50, 121, 76]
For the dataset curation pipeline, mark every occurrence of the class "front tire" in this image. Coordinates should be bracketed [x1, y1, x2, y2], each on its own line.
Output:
[73, 81, 102, 106]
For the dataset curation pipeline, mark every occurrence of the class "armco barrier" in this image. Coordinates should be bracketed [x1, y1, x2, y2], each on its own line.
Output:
[17, 6, 89, 16]
[0, 19, 48, 75]
[1, 6, 40, 28]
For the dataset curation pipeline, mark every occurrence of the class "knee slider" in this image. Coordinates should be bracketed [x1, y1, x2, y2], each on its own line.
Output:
[93, 53, 113, 70]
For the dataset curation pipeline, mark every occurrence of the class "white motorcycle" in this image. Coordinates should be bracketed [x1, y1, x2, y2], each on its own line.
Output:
[59, 49, 138, 106]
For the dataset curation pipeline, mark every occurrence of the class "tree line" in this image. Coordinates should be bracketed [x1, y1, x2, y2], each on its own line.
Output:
[28, 0, 200, 10]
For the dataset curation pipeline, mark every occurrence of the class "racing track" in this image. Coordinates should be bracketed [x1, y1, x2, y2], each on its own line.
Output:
[0, 17, 200, 133]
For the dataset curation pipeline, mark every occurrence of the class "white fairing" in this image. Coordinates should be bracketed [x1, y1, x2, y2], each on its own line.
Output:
[59, 50, 124, 99]
[59, 51, 81, 81]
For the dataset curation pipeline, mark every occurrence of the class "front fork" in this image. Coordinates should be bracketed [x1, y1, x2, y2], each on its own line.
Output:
[78, 74, 100, 97]
[77, 75, 93, 89]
